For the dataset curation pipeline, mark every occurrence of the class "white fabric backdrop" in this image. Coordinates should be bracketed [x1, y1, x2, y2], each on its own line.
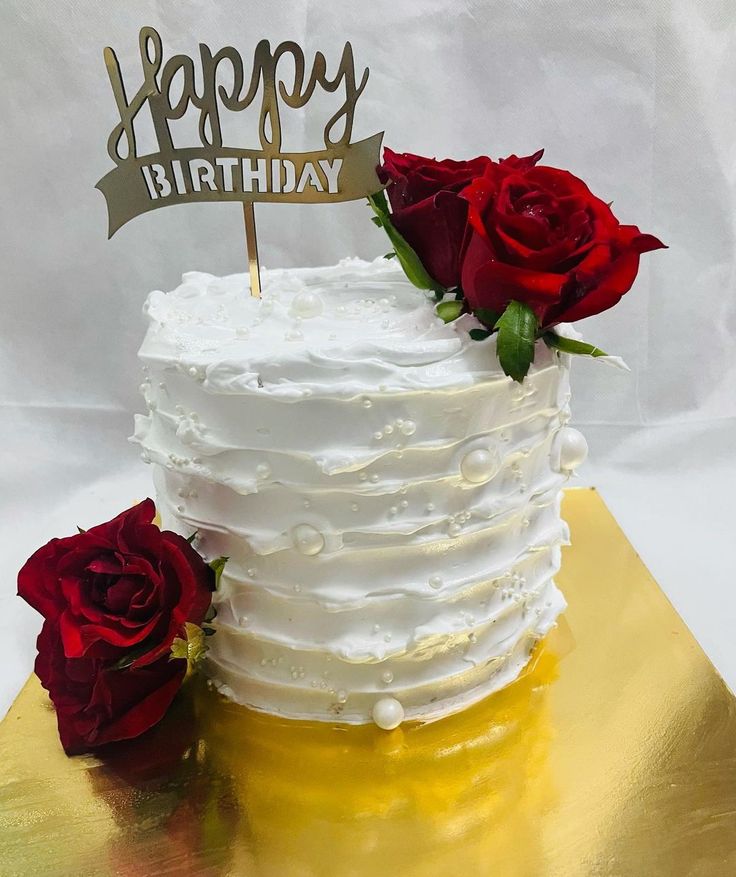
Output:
[1, 0, 735, 718]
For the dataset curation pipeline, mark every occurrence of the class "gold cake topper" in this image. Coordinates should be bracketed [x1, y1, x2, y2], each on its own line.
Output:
[96, 27, 384, 295]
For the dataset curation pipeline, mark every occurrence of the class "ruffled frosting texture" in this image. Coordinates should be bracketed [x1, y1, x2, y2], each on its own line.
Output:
[133, 257, 573, 723]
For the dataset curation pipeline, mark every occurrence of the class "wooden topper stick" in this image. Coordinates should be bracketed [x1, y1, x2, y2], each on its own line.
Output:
[242, 202, 261, 298]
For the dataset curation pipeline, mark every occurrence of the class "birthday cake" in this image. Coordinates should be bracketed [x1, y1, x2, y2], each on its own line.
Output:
[132, 255, 582, 728]
[16, 30, 664, 754]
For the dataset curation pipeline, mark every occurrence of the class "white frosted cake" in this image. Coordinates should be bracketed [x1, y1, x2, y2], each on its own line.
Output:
[133, 257, 586, 727]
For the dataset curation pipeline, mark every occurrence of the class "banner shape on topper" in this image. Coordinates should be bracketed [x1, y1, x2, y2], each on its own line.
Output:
[95, 27, 384, 237]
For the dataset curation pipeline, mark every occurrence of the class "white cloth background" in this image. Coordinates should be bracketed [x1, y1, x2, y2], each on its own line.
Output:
[1, 0, 734, 718]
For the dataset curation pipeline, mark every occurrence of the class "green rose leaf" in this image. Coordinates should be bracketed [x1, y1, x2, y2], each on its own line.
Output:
[436, 299, 464, 323]
[209, 556, 228, 590]
[542, 331, 608, 358]
[368, 191, 445, 298]
[170, 622, 209, 666]
[474, 307, 501, 328]
[109, 639, 158, 671]
[469, 328, 492, 341]
[495, 301, 539, 383]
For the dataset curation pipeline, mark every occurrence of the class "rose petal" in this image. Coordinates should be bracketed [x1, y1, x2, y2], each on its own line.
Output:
[391, 192, 468, 288]
[463, 243, 565, 317]
[86, 557, 123, 576]
[89, 659, 186, 751]
[552, 250, 641, 324]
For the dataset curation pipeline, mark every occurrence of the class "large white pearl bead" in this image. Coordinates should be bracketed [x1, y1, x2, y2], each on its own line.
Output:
[555, 427, 588, 472]
[372, 697, 404, 730]
[292, 523, 325, 556]
[290, 290, 324, 319]
[460, 447, 500, 483]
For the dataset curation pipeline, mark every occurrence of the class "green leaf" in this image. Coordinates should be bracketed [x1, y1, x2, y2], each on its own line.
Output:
[109, 640, 157, 671]
[203, 602, 217, 623]
[383, 251, 397, 260]
[369, 188, 391, 214]
[495, 301, 539, 383]
[367, 193, 445, 296]
[186, 531, 198, 544]
[474, 307, 501, 328]
[169, 638, 189, 661]
[542, 332, 608, 358]
[208, 556, 228, 590]
[170, 622, 209, 665]
[76, 526, 86, 534]
[469, 328, 492, 341]
[436, 299, 463, 323]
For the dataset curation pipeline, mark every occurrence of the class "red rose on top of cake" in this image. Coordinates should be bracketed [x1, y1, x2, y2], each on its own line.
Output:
[373, 147, 665, 381]
[18, 499, 216, 754]
[378, 148, 491, 289]
[460, 150, 666, 328]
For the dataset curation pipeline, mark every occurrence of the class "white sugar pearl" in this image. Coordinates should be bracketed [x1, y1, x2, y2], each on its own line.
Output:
[460, 448, 500, 483]
[256, 462, 271, 479]
[400, 420, 416, 436]
[292, 523, 325, 556]
[290, 289, 324, 319]
[555, 427, 588, 472]
[429, 575, 443, 590]
[372, 697, 404, 730]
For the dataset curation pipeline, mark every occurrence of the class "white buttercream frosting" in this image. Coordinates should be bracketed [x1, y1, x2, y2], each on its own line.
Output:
[133, 257, 575, 725]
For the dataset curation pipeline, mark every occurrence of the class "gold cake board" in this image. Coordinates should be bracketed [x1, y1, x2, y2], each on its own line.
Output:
[1, 488, 735, 876]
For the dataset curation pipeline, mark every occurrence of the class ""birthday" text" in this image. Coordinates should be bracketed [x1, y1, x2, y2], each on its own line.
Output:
[142, 154, 343, 200]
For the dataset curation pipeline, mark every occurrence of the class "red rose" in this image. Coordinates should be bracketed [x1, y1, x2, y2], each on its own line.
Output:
[18, 499, 215, 753]
[379, 148, 492, 289]
[34, 621, 186, 754]
[18, 499, 212, 667]
[460, 150, 666, 327]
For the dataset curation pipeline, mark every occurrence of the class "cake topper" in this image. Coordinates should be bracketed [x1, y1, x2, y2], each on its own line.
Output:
[96, 27, 384, 296]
